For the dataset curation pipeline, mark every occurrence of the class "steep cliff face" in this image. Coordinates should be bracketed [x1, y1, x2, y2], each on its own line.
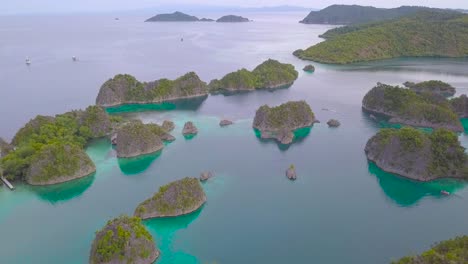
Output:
[116, 121, 164, 158]
[365, 127, 468, 181]
[253, 101, 316, 144]
[26, 143, 96, 186]
[362, 83, 463, 132]
[0, 138, 13, 158]
[134, 177, 206, 219]
[96, 72, 208, 107]
[209, 59, 298, 94]
[89, 215, 159, 264]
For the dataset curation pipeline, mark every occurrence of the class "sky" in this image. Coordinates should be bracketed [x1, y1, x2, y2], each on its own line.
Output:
[2, 0, 468, 15]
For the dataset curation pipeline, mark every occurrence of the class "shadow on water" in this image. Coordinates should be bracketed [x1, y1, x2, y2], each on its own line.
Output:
[253, 126, 312, 151]
[105, 96, 208, 114]
[368, 162, 467, 207]
[30, 173, 96, 204]
[117, 151, 162, 175]
[144, 208, 203, 264]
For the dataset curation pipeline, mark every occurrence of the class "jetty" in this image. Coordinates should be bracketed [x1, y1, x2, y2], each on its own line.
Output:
[1, 177, 14, 190]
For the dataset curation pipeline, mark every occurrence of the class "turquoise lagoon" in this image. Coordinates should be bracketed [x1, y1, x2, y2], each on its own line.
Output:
[1, 12, 468, 264]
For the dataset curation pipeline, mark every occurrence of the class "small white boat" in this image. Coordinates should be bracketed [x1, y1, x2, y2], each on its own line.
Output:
[25, 57, 31, 65]
[441, 190, 450, 196]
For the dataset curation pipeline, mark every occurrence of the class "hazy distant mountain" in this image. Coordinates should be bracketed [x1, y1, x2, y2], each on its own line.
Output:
[300, 5, 448, 25]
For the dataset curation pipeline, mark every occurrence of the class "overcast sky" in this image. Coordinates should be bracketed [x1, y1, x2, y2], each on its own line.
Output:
[2, 0, 468, 15]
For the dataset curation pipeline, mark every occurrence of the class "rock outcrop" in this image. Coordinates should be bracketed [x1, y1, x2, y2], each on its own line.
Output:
[365, 127, 468, 181]
[116, 121, 164, 158]
[89, 215, 159, 264]
[362, 83, 463, 132]
[450, 94, 468, 118]
[219, 120, 233, 126]
[0, 138, 13, 158]
[404, 80, 456, 97]
[96, 72, 208, 107]
[209, 59, 298, 94]
[134, 177, 206, 219]
[162, 120, 175, 132]
[303, 65, 315, 72]
[26, 143, 96, 186]
[253, 101, 317, 145]
[286, 165, 297, 180]
[327, 119, 341, 127]
[182, 122, 198, 135]
[216, 15, 250, 22]
[200, 171, 214, 181]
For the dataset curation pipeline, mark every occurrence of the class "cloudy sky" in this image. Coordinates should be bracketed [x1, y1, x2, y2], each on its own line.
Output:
[2, 0, 467, 14]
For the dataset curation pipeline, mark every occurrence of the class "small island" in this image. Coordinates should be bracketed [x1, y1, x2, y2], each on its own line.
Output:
[286, 165, 297, 180]
[162, 120, 175, 132]
[116, 121, 165, 158]
[303, 64, 315, 73]
[1, 106, 114, 184]
[365, 127, 468, 181]
[392, 235, 468, 263]
[96, 72, 208, 107]
[327, 119, 341, 127]
[362, 83, 463, 132]
[404, 80, 456, 97]
[216, 15, 250, 23]
[182, 121, 198, 135]
[145, 11, 202, 22]
[134, 177, 206, 219]
[209, 59, 298, 94]
[89, 215, 159, 264]
[253, 101, 317, 145]
[294, 11, 468, 64]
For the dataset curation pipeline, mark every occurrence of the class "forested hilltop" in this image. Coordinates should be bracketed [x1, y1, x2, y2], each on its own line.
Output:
[299, 5, 445, 25]
[294, 11, 468, 64]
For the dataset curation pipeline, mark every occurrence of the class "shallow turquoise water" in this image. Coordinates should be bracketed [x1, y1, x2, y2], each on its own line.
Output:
[2, 12, 468, 264]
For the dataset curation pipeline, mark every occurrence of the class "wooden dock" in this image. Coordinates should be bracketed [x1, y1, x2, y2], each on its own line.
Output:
[1, 177, 14, 190]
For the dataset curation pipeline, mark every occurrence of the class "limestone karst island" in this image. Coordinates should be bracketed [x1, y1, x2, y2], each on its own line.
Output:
[2, 1, 468, 264]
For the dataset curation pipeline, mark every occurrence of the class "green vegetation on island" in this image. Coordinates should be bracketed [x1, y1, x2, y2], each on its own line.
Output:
[362, 83, 463, 132]
[295, 11, 468, 64]
[89, 215, 159, 264]
[392, 235, 468, 263]
[450, 95, 468, 118]
[209, 59, 298, 94]
[253, 101, 317, 144]
[404, 80, 456, 97]
[299, 5, 444, 25]
[145, 11, 214, 22]
[135, 177, 206, 219]
[365, 127, 468, 181]
[0, 106, 112, 184]
[96, 72, 208, 107]
[0, 138, 13, 158]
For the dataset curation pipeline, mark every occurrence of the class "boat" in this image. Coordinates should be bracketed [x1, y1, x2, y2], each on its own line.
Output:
[441, 190, 450, 196]
[25, 57, 31, 65]
[72, 56, 77, 61]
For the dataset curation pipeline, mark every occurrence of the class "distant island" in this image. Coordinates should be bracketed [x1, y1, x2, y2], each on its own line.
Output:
[209, 59, 298, 94]
[134, 177, 206, 219]
[294, 11, 468, 64]
[299, 5, 444, 25]
[393, 235, 468, 263]
[96, 72, 208, 107]
[403, 80, 456, 97]
[253, 101, 317, 145]
[1, 106, 115, 185]
[362, 83, 463, 132]
[89, 215, 159, 264]
[145, 11, 213, 22]
[365, 127, 468, 181]
[216, 15, 250, 22]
